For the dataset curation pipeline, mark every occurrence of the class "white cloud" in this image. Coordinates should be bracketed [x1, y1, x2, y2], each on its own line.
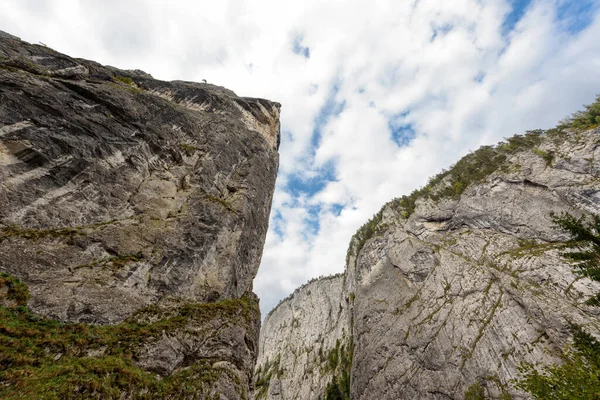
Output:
[2, 0, 600, 316]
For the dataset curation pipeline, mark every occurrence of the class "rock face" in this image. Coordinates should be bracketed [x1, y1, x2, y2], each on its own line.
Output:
[0, 32, 279, 399]
[255, 274, 352, 399]
[257, 127, 600, 399]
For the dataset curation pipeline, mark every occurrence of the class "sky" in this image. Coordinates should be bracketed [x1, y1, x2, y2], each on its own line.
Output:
[2, 0, 600, 317]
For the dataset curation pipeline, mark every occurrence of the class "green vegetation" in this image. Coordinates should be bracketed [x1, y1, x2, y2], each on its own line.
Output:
[464, 382, 485, 400]
[254, 354, 284, 399]
[74, 253, 144, 271]
[345, 209, 384, 265]
[515, 211, 600, 398]
[551, 212, 600, 306]
[179, 143, 200, 156]
[0, 274, 257, 399]
[465, 375, 512, 400]
[555, 94, 600, 133]
[113, 75, 134, 85]
[0, 273, 29, 305]
[323, 337, 353, 400]
[392, 131, 543, 213]
[206, 194, 238, 214]
[112, 76, 142, 93]
[345, 130, 545, 265]
[515, 324, 600, 400]
[533, 148, 554, 166]
[0, 225, 81, 242]
[0, 220, 120, 243]
[345, 95, 600, 267]
[265, 273, 344, 319]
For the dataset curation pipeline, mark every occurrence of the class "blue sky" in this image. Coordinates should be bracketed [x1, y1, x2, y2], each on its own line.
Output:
[2, 0, 600, 316]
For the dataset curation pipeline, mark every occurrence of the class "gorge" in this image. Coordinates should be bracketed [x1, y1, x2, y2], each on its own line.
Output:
[2, 30, 600, 400]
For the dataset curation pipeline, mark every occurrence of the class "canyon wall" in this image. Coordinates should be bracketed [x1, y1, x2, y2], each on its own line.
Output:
[0, 31, 280, 399]
[257, 126, 600, 399]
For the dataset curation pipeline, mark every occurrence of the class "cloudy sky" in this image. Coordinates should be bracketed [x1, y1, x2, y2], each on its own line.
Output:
[2, 0, 600, 316]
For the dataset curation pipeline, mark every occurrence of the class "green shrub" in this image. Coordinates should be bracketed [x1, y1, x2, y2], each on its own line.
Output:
[323, 337, 353, 400]
[112, 76, 142, 93]
[464, 382, 486, 400]
[533, 148, 554, 166]
[0, 274, 258, 399]
[515, 212, 600, 398]
[551, 212, 600, 305]
[345, 209, 384, 266]
[345, 130, 545, 265]
[113, 75, 134, 85]
[345, 95, 600, 267]
[515, 325, 600, 399]
[0, 273, 29, 306]
[558, 95, 600, 132]
[254, 354, 283, 399]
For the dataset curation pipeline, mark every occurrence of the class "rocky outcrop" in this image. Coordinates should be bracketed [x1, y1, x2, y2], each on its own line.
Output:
[257, 126, 600, 399]
[0, 31, 280, 399]
[255, 274, 352, 399]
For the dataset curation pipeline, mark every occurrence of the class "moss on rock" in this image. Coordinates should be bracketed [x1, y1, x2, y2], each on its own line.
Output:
[0, 274, 259, 399]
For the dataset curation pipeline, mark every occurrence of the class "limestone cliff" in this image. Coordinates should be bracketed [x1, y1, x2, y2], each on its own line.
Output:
[0, 31, 280, 399]
[255, 274, 352, 399]
[256, 122, 600, 399]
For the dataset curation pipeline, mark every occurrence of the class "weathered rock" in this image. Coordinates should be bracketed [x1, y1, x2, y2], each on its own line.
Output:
[0, 32, 279, 399]
[255, 274, 352, 399]
[258, 127, 600, 399]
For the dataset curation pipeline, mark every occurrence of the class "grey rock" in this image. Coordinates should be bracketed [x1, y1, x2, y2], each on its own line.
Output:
[254, 274, 351, 400]
[258, 128, 600, 399]
[0, 30, 19, 41]
[0, 32, 279, 399]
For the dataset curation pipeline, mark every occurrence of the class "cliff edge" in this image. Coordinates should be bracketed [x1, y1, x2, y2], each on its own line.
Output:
[0, 31, 280, 399]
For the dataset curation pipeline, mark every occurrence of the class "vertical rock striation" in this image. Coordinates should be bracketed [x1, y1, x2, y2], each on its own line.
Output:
[255, 274, 352, 399]
[257, 126, 600, 399]
[0, 31, 280, 399]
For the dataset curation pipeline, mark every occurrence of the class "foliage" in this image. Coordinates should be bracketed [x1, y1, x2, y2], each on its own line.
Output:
[206, 194, 238, 214]
[464, 382, 486, 400]
[552, 212, 600, 305]
[515, 325, 600, 400]
[0, 274, 257, 399]
[0, 273, 29, 305]
[73, 253, 143, 271]
[113, 75, 134, 85]
[345, 130, 545, 265]
[390, 131, 543, 214]
[0, 225, 81, 242]
[345, 209, 384, 265]
[515, 211, 600, 399]
[254, 354, 283, 399]
[344, 95, 600, 267]
[533, 148, 554, 166]
[557, 95, 600, 132]
[323, 336, 353, 400]
[112, 76, 142, 93]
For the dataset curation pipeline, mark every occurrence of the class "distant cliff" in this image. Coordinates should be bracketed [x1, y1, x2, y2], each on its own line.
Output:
[0, 31, 280, 399]
[256, 109, 600, 398]
[255, 274, 352, 399]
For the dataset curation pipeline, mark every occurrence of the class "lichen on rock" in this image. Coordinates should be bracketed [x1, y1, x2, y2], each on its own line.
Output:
[257, 114, 600, 398]
[0, 30, 280, 399]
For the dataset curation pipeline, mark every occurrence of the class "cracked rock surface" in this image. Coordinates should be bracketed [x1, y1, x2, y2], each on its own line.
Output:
[254, 274, 351, 399]
[257, 127, 600, 399]
[0, 32, 279, 399]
